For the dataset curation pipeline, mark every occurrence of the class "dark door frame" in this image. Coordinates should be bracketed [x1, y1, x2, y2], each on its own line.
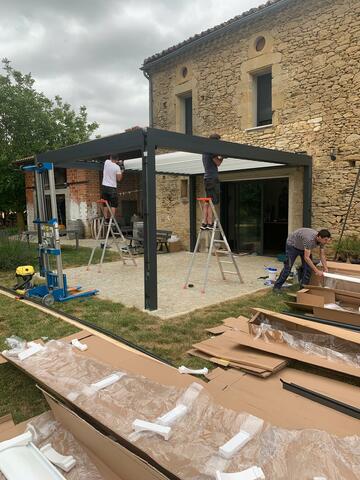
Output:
[221, 176, 289, 255]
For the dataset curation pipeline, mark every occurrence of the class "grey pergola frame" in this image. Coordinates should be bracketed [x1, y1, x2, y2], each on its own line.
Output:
[35, 127, 312, 311]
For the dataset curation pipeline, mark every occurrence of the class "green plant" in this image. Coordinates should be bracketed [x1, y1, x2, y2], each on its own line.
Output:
[0, 236, 37, 271]
[334, 235, 360, 262]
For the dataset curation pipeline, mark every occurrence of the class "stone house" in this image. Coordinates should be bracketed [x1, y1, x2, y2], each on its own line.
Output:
[25, 0, 360, 254]
[141, 0, 360, 254]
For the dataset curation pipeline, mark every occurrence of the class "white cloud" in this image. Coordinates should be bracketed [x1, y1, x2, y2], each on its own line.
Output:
[1, 0, 265, 136]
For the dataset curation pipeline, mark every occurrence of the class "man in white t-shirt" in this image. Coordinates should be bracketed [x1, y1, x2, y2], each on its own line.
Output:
[101, 154, 124, 217]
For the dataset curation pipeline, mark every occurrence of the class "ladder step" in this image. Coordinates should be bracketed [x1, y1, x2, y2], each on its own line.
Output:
[214, 240, 225, 243]
[220, 261, 234, 264]
[223, 271, 239, 275]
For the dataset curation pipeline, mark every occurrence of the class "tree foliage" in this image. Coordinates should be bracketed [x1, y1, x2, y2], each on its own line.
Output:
[0, 58, 98, 220]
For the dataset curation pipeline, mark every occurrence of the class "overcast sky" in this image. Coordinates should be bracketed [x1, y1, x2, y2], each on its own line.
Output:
[1, 0, 265, 137]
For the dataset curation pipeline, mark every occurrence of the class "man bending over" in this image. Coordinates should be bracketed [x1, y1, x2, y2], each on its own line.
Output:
[273, 228, 331, 292]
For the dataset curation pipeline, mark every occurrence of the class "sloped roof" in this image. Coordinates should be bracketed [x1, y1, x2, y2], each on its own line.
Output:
[142, 0, 291, 69]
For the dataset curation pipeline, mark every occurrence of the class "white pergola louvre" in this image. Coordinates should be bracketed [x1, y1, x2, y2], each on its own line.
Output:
[124, 151, 282, 175]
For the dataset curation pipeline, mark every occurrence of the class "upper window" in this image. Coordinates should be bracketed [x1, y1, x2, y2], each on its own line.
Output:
[255, 36, 266, 52]
[44, 168, 67, 189]
[184, 96, 193, 135]
[256, 72, 272, 126]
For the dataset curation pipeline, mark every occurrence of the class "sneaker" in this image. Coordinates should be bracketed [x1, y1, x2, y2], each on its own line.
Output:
[200, 223, 207, 230]
[206, 223, 214, 230]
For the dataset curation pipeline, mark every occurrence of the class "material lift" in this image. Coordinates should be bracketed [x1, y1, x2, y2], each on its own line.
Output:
[21, 162, 98, 306]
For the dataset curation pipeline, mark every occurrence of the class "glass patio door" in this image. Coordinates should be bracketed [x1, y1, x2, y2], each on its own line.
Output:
[221, 181, 262, 253]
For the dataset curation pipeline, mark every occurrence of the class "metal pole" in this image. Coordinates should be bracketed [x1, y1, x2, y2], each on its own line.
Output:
[35, 167, 50, 275]
[189, 175, 197, 251]
[142, 145, 158, 310]
[47, 164, 64, 290]
[335, 165, 360, 259]
[303, 164, 312, 227]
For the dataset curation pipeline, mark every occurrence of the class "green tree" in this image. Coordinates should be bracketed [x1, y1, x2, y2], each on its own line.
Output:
[0, 58, 98, 230]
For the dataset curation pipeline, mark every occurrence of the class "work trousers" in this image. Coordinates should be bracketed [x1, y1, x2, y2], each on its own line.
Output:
[274, 244, 312, 289]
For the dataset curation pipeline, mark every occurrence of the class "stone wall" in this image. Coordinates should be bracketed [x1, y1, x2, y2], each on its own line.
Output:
[149, 0, 360, 246]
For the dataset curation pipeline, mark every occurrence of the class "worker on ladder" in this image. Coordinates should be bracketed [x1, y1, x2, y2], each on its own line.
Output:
[101, 154, 124, 219]
[88, 154, 136, 270]
[184, 135, 243, 292]
[201, 133, 224, 230]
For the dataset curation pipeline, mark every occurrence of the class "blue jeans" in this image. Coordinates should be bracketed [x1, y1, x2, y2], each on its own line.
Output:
[274, 244, 312, 289]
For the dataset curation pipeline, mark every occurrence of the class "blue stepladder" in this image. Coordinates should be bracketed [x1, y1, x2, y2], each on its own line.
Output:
[21, 161, 98, 306]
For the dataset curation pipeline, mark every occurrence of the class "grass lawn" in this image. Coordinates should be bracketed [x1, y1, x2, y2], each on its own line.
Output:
[0, 245, 358, 423]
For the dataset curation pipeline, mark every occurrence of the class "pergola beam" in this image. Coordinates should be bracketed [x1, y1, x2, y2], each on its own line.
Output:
[147, 128, 311, 167]
[37, 129, 145, 165]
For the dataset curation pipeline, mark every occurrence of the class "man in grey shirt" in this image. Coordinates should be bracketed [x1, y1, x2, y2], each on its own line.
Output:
[273, 228, 331, 291]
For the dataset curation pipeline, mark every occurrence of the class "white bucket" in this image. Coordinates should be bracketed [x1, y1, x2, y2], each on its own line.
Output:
[266, 267, 278, 282]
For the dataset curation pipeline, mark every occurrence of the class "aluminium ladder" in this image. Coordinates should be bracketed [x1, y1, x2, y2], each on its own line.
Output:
[184, 197, 243, 293]
[87, 199, 136, 272]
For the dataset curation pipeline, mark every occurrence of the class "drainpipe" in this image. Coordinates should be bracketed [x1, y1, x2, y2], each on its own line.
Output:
[142, 69, 153, 127]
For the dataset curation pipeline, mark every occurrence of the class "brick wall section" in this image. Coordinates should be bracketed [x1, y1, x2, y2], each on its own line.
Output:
[149, 0, 360, 245]
[25, 172, 35, 228]
[66, 169, 101, 236]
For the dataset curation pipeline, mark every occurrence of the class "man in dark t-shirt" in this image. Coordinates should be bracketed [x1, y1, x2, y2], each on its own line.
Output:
[201, 133, 223, 230]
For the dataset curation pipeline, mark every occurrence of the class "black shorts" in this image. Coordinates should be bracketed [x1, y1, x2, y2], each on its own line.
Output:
[204, 178, 220, 205]
[101, 186, 118, 208]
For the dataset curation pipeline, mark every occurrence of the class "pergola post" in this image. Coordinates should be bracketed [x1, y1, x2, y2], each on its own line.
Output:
[142, 144, 158, 310]
[189, 175, 197, 251]
[303, 163, 312, 227]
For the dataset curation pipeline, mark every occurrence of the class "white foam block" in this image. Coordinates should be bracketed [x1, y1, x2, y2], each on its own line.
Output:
[178, 365, 209, 375]
[219, 430, 251, 459]
[157, 404, 188, 426]
[90, 372, 125, 391]
[216, 467, 265, 480]
[313, 477, 327, 480]
[40, 444, 76, 472]
[132, 419, 171, 440]
[18, 342, 45, 361]
[70, 339, 88, 351]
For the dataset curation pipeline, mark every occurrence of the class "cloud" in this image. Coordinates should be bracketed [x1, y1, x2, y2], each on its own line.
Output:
[1, 0, 265, 136]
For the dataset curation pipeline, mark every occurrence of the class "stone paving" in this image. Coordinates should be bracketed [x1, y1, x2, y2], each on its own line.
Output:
[65, 252, 283, 319]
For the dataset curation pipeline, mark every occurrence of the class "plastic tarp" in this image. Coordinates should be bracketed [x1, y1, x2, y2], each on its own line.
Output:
[251, 316, 360, 368]
[3, 340, 360, 480]
[0, 411, 103, 480]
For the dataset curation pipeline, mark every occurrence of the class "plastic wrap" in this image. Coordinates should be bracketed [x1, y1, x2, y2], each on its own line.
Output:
[252, 316, 360, 368]
[324, 274, 360, 293]
[3, 339, 360, 479]
[0, 411, 103, 480]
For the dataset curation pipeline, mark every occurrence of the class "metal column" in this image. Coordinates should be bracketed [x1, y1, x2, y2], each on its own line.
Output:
[303, 164, 312, 227]
[142, 145, 158, 310]
[189, 175, 197, 251]
[47, 164, 64, 290]
[34, 165, 50, 276]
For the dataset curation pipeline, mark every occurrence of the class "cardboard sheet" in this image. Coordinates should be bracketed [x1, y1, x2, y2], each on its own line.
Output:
[312, 306, 360, 327]
[208, 368, 360, 436]
[45, 393, 168, 480]
[192, 331, 287, 372]
[187, 348, 271, 377]
[251, 308, 360, 345]
[231, 309, 360, 377]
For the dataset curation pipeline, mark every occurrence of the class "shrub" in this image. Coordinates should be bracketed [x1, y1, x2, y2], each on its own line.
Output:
[0, 235, 37, 271]
[333, 235, 360, 262]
